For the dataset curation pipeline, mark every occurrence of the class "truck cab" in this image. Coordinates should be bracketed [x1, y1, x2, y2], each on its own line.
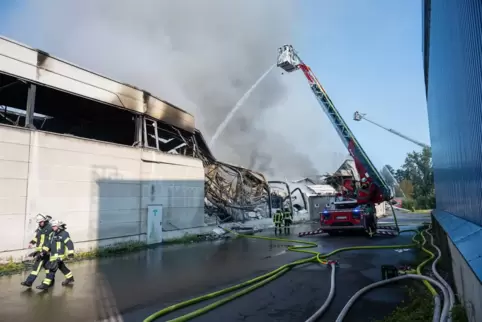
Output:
[320, 199, 374, 235]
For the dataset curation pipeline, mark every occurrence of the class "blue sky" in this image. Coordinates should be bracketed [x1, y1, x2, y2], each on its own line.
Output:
[0, 1, 428, 170]
[295, 0, 429, 169]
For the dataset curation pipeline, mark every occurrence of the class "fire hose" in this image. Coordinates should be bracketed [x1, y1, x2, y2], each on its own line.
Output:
[143, 228, 431, 322]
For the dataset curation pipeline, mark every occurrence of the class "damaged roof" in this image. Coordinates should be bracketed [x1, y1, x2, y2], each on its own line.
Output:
[333, 158, 359, 179]
[0, 36, 195, 132]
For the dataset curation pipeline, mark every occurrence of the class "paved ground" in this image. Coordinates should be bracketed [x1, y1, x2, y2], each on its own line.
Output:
[0, 211, 430, 322]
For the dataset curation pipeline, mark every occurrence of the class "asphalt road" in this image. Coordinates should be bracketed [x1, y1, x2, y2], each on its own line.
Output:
[0, 211, 430, 322]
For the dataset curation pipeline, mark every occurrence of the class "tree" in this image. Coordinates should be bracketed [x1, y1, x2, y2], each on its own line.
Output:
[399, 179, 414, 197]
[394, 169, 407, 183]
[398, 147, 435, 209]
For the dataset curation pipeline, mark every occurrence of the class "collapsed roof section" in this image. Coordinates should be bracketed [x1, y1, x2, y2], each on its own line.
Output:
[194, 131, 271, 222]
[0, 35, 271, 223]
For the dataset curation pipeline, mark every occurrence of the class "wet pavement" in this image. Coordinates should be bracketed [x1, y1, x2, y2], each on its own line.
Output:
[0, 211, 430, 322]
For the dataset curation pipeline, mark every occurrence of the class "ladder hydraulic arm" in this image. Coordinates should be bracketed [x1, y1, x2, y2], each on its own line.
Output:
[276, 45, 391, 203]
[353, 111, 430, 149]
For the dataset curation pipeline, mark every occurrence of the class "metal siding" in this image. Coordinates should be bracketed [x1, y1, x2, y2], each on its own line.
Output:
[427, 0, 482, 226]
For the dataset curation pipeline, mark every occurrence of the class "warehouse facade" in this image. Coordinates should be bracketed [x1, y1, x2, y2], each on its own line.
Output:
[423, 0, 482, 320]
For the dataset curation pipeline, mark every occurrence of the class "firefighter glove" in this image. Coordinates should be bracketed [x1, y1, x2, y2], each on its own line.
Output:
[28, 251, 39, 258]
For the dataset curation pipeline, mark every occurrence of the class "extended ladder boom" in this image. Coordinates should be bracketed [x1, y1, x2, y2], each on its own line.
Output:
[277, 45, 391, 202]
[353, 111, 430, 149]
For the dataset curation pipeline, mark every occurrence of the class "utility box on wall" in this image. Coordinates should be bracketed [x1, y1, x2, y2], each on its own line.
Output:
[147, 204, 163, 245]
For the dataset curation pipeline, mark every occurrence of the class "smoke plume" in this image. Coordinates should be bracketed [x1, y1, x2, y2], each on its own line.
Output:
[6, 0, 345, 178]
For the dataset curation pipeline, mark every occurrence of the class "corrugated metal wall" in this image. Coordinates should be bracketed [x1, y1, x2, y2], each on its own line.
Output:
[427, 0, 482, 226]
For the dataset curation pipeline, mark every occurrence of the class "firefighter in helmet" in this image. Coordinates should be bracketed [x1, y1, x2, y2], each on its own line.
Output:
[21, 214, 53, 287]
[273, 210, 283, 235]
[283, 207, 293, 234]
[36, 220, 75, 290]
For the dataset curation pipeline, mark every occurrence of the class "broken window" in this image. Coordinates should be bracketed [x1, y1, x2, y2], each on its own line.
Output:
[0, 71, 138, 146]
[143, 116, 196, 156]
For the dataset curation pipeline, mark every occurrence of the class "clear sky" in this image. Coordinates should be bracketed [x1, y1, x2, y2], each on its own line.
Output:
[0, 0, 429, 170]
[294, 0, 429, 169]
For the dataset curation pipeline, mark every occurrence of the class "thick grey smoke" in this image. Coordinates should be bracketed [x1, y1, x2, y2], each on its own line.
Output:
[6, 0, 345, 178]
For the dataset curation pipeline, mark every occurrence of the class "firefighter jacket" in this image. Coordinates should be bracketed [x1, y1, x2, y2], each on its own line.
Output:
[283, 211, 292, 220]
[273, 212, 283, 224]
[42, 230, 74, 261]
[30, 224, 53, 251]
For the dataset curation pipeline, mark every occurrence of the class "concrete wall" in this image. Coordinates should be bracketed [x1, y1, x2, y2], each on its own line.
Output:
[0, 125, 204, 261]
[448, 238, 481, 322]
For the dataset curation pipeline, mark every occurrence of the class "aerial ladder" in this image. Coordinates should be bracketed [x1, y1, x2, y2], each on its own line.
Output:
[277, 45, 398, 237]
[353, 111, 430, 149]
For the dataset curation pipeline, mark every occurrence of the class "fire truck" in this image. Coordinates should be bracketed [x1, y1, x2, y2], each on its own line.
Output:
[277, 45, 393, 236]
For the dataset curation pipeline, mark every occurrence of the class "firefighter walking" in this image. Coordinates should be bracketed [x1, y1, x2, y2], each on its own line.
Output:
[273, 210, 283, 235]
[37, 220, 75, 290]
[282, 207, 293, 234]
[21, 214, 53, 288]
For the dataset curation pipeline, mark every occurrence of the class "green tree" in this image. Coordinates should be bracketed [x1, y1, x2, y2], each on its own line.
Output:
[399, 179, 414, 197]
[395, 169, 407, 183]
[399, 147, 435, 209]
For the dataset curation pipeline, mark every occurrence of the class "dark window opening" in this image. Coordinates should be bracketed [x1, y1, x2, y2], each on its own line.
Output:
[34, 85, 136, 146]
[0, 73, 28, 127]
[1, 72, 137, 146]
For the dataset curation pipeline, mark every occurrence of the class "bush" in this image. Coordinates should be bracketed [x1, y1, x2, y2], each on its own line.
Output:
[402, 199, 416, 212]
[414, 194, 436, 210]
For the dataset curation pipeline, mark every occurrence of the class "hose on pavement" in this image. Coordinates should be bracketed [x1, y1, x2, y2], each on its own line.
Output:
[304, 261, 336, 322]
[334, 225, 455, 322]
[334, 274, 449, 322]
[143, 227, 422, 322]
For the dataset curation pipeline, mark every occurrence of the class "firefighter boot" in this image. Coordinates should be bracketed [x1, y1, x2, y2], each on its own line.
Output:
[62, 277, 75, 286]
[36, 283, 49, 291]
[20, 281, 33, 287]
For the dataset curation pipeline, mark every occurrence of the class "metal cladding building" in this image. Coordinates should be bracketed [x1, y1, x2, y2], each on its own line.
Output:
[423, 0, 482, 319]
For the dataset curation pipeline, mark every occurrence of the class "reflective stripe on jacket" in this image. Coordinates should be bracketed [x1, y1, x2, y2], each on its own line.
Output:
[273, 212, 283, 224]
[30, 224, 53, 251]
[43, 230, 75, 261]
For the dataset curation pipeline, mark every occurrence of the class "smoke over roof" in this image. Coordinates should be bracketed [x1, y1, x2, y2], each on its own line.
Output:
[5, 0, 346, 178]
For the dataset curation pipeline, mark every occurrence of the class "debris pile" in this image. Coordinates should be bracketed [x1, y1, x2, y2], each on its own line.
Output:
[199, 154, 271, 223]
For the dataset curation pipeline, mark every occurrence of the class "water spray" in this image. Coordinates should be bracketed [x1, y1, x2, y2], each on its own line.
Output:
[209, 64, 276, 149]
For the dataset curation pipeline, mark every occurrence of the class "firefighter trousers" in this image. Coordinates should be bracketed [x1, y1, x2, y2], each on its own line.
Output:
[283, 219, 292, 234]
[25, 253, 50, 284]
[41, 259, 73, 287]
[274, 223, 282, 234]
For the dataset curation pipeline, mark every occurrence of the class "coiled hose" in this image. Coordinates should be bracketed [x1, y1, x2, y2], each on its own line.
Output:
[426, 228, 455, 321]
[333, 226, 456, 322]
[143, 228, 422, 322]
[334, 274, 448, 322]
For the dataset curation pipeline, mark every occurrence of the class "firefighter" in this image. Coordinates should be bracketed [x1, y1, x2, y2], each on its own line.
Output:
[273, 210, 283, 235]
[36, 220, 75, 290]
[21, 214, 53, 287]
[357, 178, 377, 234]
[282, 207, 293, 234]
